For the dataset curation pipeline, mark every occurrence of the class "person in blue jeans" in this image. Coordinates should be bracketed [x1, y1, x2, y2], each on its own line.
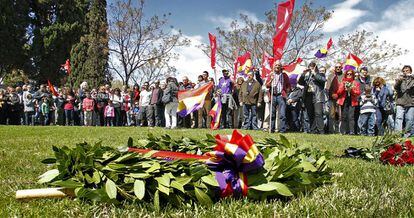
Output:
[239, 71, 263, 130]
[394, 65, 414, 137]
[372, 77, 393, 135]
[265, 60, 291, 133]
[358, 85, 377, 136]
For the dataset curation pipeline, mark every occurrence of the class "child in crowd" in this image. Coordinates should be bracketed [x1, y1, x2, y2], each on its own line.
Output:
[132, 101, 140, 126]
[122, 90, 132, 126]
[358, 85, 377, 136]
[82, 92, 95, 126]
[41, 97, 50, 125]
[24, 94, 36, 125]
[104, 100, 115, 127]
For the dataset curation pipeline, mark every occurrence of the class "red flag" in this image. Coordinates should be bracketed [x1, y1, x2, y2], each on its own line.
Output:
[261, 52, 275, 78]
[47, 80, 59, 97]
[327, 38, 333, 50]
[208, 33, 217, 69]
[273, 32, 288, 60]
[61, 59, 71, 75]
[283, 57, 302, 73]
[273, 0, 295, 60]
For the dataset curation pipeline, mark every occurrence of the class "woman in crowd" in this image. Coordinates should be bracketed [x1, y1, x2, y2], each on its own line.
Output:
[336, 69, 361, 135]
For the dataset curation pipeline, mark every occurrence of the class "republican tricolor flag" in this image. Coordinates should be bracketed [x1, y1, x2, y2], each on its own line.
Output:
[234, 52, 252, 79]
[177, 82, 213, 117]
[209, 98, 222, 130]
[344, 53, 363, 71]
[314, 38, 333, 59]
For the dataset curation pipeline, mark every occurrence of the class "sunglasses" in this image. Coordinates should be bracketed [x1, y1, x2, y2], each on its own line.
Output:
[335, 66, 342, 69]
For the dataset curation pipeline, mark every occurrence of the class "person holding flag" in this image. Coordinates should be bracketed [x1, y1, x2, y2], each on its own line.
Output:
[216, 69, 235, 129]
[266, 60, 291, 133]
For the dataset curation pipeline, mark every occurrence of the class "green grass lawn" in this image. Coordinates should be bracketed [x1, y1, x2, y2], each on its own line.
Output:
[1, 126, 413, 217]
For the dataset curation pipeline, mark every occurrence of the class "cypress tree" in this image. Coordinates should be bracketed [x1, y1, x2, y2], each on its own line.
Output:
[0, 0, 30, 78]
[30, 0, 89, 84]
[69, 0, 109, 88]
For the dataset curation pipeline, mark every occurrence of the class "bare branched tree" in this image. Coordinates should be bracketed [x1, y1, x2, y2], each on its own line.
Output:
[329, 30, 408, 70]
[198, 1, 331, 70]
[130, 54, 178, 85]
[108, 0, 189, 85]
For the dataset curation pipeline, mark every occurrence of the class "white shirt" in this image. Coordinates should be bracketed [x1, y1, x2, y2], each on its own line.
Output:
[140, 90, 152, 107]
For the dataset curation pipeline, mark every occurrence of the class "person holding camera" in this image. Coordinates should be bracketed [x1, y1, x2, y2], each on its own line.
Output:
[298, 62, 326, 134]
[394, 65, 414, 137]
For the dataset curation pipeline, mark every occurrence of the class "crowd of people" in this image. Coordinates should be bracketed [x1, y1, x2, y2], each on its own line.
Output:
[0, 62, 413, 137]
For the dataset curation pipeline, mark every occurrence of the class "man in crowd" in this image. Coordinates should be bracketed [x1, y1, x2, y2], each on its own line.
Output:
[394, 65, 414, 137]
[266, 60, 291, 133]
[197, 71, 212, 128]
[149, 81, 163, 127]
[239, 71, 263, 130]
[217, 69, 235, 128]
[326, 63, 344, 134]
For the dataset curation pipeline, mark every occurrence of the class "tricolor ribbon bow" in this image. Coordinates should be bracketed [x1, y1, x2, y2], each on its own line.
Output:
[206, 130, 264, 197]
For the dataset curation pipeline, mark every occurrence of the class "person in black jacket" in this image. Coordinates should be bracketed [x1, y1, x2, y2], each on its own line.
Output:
[286, 74, 302, 132]
[298, 62, 326, 134]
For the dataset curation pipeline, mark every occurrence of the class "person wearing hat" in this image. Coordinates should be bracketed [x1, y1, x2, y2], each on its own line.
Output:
[239, 71, 263, 130]
[298, 62, 326, 134]
[216, 69, 235, 128]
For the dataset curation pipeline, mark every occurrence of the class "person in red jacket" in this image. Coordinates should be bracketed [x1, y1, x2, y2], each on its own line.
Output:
[337, 69, 361, 135]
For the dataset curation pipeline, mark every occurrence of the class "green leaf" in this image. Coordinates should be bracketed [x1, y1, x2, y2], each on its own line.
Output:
[174, 176, 192, 186]
[298, 161, 317, 172]
[194, 187, 213, 206]
[157, 184, 170, 195]
[52, 179, 83, 188]
[133, 180, 145, 200]
[250, 182, 293, 196]
[41, 158, 56, 164]
[146, 162, 160, 173]
[38, 169, 60, 184]
[127, 137, 133, 147]
[128, 173, 150, 179]
[155, 174, 171, 187]
[171, 181, 185, 193]
[105, 179, 117, 199]
[201, 175, 219, 187]
[92, 171, 101, 184]
[154, 190, 160, 212]
[279, 135, 292, 148]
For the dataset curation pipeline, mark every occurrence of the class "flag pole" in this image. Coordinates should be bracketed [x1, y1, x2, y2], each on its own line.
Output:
[268, 62, 274, 134]
[214, 67, 217, 84]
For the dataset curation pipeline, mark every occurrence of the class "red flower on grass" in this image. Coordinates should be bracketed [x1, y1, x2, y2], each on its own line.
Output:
[380, 139, 414, 166]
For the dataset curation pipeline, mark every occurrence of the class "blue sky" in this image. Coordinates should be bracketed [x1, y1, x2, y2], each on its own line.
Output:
[108, 0, 414, 80]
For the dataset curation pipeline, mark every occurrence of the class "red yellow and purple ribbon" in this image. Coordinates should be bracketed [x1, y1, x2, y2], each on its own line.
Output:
[128, 129, 264, 198]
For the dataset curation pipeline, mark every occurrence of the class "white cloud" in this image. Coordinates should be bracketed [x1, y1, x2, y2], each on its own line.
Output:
[206, 10, 261, 31]
[356, 0, 414, 65]
[172, 34, 211, 82]
[323, 0, 367, 33]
